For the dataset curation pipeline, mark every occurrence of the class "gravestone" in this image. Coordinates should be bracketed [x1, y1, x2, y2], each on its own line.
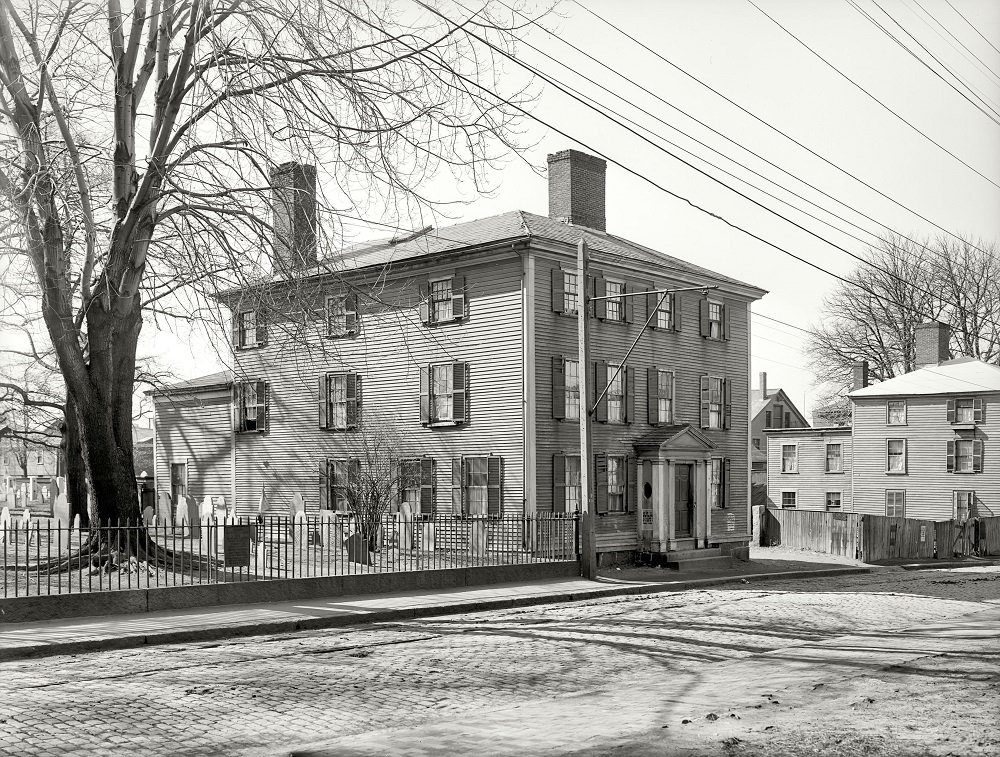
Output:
[142, 506, 156, 527]
[20, 509, 33, 545]
[290, 493, 305, 519]
[292, 511, 308, 572]
[346, 531, 372, 565]
[55, 477, 66, 496]
[174, 497, 188, 531]
[3, 489, 14, 511]
[187, 496, 201, 538]
[72, 514, 81, 530]
[157, 491, 173, 524]
[0, 507, 10, 544]
[53, 492, 70, 525]
[399, 502, 414, 550]
[200, 496, 214, 520]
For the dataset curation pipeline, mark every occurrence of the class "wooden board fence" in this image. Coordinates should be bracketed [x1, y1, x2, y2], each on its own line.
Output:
[861, 515, 935, 562]
[760, 508, 859, 558]
[981, 517, 1000, 556]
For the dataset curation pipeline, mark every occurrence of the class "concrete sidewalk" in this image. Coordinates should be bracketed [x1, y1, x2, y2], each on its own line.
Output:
[0, 562, 875, 661]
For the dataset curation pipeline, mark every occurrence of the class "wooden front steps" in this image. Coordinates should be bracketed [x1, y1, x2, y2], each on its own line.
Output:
[661, 547, 732, 572]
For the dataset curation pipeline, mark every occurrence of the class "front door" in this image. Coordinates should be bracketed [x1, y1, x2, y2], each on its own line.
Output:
[674, 464, 693, 537]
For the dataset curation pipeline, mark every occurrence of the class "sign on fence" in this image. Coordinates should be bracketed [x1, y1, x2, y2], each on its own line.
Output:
[224, 525, 253, 567]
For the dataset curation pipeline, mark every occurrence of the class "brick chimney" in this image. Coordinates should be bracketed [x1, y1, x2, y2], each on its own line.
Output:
[270, 162, 317, 272]
[759, 371, 768, 399]
[547, 150, 606, 232]
[914, 321, 951, 370]
[852, 360, 869, 391]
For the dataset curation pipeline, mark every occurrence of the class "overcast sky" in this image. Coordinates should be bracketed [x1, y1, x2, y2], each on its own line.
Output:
[146, 0, 1000, 421]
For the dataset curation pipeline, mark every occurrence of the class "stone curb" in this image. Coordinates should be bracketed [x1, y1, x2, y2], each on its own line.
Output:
[896, 559, 1000, 571]
[0, 566, 873, 662]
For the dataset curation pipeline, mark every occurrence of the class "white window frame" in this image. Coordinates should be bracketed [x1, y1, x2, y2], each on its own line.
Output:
[780, 490, 797, 509]
[954, 490, 974, 522]
[238, 310, 257, 349]
[825, 491, 842, 511]
[708, 300, 724, 339]
[657, 369, 674, 424]
[607, 364, 625, 424]
[710, 457, 725, 509]
[606, 455, 626, 512]
[954, 398, 975, 424]
[826, 443, 843, 473]
[429, 277, 453, 324]
[327, 374, 348, 430]
[955, 438, 975, 473]
[886, 439, 907, 474]
[707, 376, 724, 430]
[565, 455, 582, 513]
[563, 271, 579, 314]
[781, 443, 798, 474]
[885, 489, 905, 517]
[655, 294, 672, 329]
[431, 363, 454, 422]
[565, 359, 580, 420]
[605, 279, 625, 322]
[886, 400, 907, 425]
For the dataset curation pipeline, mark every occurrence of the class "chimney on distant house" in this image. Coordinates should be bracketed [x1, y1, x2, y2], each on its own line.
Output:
[270, 162, 317, 272]
[759, 372, 768, 399]
[547, 150, 607, 232]
[852, 360, 869, 391]
[914, 321, 951, 370]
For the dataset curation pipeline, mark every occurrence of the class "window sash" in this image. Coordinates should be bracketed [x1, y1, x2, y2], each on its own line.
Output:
[708, 302, 723, 338]
[825, 492, 842, 510]
[432, 364, 454, 421]
[565, 456, 582, 512]
[656, 297, 672, 329]
[826, 444, 842, 473]
[955, 399, 975, 423]
[328, 375, 348, 429]
[239, 311, 256, 347]
[241, 384, 258, 429]
[887, 440, 906, 472]
[605, 281, 625, 321]
[781, 491, 796, 508]
[563, 272, 579, 313]
[955, 440, 974, 472]
[606, 456, 625, 511]
[657, 370, 673, 423]
[430, 279, 453, 323]
[887, 401, 906, 425]
[781, 444, 797, 473]
[607, 365, 624, 423]
[565, 359, 580, 419]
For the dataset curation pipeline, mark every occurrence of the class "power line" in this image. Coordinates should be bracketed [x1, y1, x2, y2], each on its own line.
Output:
[909, 0, 1000, 90]
[944, 0, 1000, 58]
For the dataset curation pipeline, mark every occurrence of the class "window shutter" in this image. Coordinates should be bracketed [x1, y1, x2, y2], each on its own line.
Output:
[346, 374, 359, 429]
[647, 367, 659, 425]
[724, 458, 732, 508]
[627, 456, 637, 513]
[451, 457, 464, 515]
[699, 299, 711, 337]
[646, 289, 658, 328]
[551, 269, 565, 313]
[973, 398, 984, 423]
[947, 439, 955, 472]
[420, 458, 436, 516]
[625, 365, 635, 424]
[552, 357, 566, 420]
[319, 460, 329, 510]
[233, 384, 243, 432]
[947, 398, 956, 423]
[452, 362, 468, 423]
[594, 453, 609, 514]
[231, 315, 240, 351]
[451, 275, 466, 320]
[594, 361, 608, 423]
[552, 454, 566, 514]
[345, 293, 358, 334]
[419, 366, 430, 425]
[722, 302, 731, 340]
[418, 281, 430, 325]
[255, 312, 267, 347]
[674, 293, 682, 331]
[318, 374, 328, 429]
[624, 283, 634, 323]
[257, 380, 269, 433]
[723, 379, 732, 430]
[487, 456, 503, 517]
[903, 440, 908, 473]
[973, 439, 983, 473]
[594, 276, 607, 320]
[700, 375, 710, 428]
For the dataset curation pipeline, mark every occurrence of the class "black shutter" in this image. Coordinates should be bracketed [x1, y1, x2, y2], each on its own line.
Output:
[646, 289, 658, 328]
[947, 439, 955, 472]
[452, 275, 466, 320]
[452, 457, 464, 515]
[420, 458, 436, 516]
[700, 375, 710, 428]
[452, 362, 468, 423]
[552, 454, 566, 514]
[552, 356, 566, 420]
[551, 269, 565, 313]
[722, 302, 730, 340]
[487, 456, 503, 517]
[346, 374, 359, 429]
[594, 453, 609, 514]
[674, 294, 683, 331]
[319, 459, 329, 510]
[418, 281, 430, 325]
[624, 283, 634, 323]
[625, 365, 635, 424]
[627, 456, 637, 513]
[594, 275, 607, 320]
[257, 380, 268, 433]
[647, 367, 659, 425]
[974, 398, 985, 423]
[724, 458, 731, 508]
[420, 365, 430, 425]
[594, 361, 608, 423]
[973, 439, 983, 473]
[318, 374, 328, 429]
[255, 311, 267, 347]
[234, 383, 244, 432]
[345, 293, 358, 334]
[231, 314, 240, 351]
[947, 398, 956, 423]
[723, 379, 732, 430]
[699, 299, 711, 337]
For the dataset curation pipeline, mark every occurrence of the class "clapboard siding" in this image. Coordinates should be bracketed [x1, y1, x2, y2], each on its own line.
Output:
[765, 430, 853, 511]
[153, 390, 232, 506]
[852, 394, 1000, 520]
[232, 253, 524, 517]
[532, 249, 754, 549]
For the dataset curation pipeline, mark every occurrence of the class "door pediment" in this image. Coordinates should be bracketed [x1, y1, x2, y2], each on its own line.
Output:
[633, 424, 717, 456]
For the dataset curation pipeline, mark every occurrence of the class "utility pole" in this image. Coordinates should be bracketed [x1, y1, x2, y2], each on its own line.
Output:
[577, 239, 597, 579]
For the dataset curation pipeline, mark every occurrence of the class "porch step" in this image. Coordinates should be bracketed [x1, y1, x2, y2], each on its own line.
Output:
[662, 547, 731, 572]
[665, 547, 722, 560]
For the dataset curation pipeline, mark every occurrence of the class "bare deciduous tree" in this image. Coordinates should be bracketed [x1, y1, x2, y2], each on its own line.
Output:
[0, 0, 534, 541]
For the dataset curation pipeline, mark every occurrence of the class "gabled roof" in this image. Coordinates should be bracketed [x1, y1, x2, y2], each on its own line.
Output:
[149, 370, 233, 397]
[849, 357, 1000, 398]
[228, 211, 766, 298]
[751, 388, 809, 427]
[633, 424, 717, 452]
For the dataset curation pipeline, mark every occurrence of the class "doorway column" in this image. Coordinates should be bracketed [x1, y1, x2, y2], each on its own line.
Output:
[694, 459, 707, 546]
[664, 458, 675, 543]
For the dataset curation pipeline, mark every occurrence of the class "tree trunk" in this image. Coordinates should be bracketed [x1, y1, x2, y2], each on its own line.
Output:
[62, 399, 90, 527]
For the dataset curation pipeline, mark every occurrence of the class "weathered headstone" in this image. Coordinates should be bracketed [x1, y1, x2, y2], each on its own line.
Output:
[187, 496, 201, 538]
[0, 507, 10, 544]
[72, 514, 81, 530]
[174, 497, 187, 531]
[292, 511, 308, 572]
[200, 496, 214, 520]
[20, 509, 34, 545]
[157, 491, 172, 524]
[4, 488, 15, 511]
[399, 501, 414, 550]
[420, 521, 436, 552]
[53, 492, 70, 525]
[290, 492, 305, 519]
[346, 530, 372, 565]
[55, 476, 66, 496]
[142, 506, 156, 527]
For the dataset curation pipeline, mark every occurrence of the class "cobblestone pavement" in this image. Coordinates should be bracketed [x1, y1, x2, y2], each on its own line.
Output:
[1, 567, 998, 756]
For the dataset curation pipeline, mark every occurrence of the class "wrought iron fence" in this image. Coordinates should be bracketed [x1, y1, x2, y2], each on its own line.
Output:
[0, 512, 580, 598]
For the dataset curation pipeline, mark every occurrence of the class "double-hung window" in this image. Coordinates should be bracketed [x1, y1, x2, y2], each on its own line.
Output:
[781, 491, 797, 508]
[236, 381, 268, 433]
[656, 370, 674, 424]
[552, 454, 582, 514]
[826, 443, 843, 473]
[453, 456, 503, 516]
[700, 376, 730, 430]
[430, 279, 453, 323]
[781, 444, 798, 473]
[324, 458, 360, 513]
[235, 310, 265, 349]
[954, 398, 975, 424]
[421, 363, 468, 425]
[886, 439, 907, 474]
[605, 280, 625, 322]
[320, 373, 360, 431]
[887, 400, 906, 425]
[400, 458, 435, 517]
[825, 492, 842, 511]
[564, 359, 580, 420]
[606, 456, 626, 512]
[885, 490, 905, 517]
[421, 275, 466, 325]
[607, 365, 625, 424]
[326, 294, 358, 337]
[954, 490, 975, 522]
[563, 272, 579, 313]
[700, 299, 727, 340]
[947, 438, 983, 473]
